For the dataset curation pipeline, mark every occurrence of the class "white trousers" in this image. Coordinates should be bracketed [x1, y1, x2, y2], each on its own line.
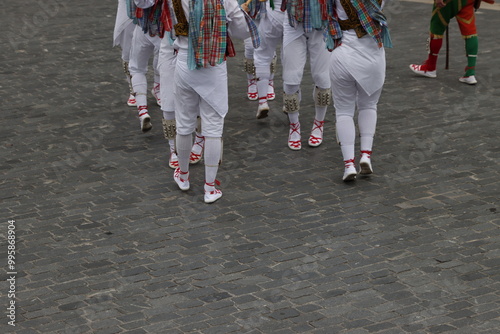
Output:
[174, 50, 225, 138]
[282, 25, 331, 90]
[129, 25, 161, 106]
[158, 38, 177, 113]
[330, 58, 382, 158]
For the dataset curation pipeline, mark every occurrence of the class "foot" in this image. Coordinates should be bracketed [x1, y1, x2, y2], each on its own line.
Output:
[267, 80, 275, 101]
[127, 94, 136, 107]
[359, 150, 373, 175]
[247, 79, 258, 100]
[204, 181, 222, 203]
[151, 83, 161, 106]
[459, 75, 477, 85]
[190, 134, 205, 164]
[139, 108, 152, 133]
[169, 152, 179, 169]
[409, 63, 437, 78]
[288, 122, 301, 150]
[308, 119, 324, 147]
[257, 99, 269, 119]
[173, 168, 190, 191]
[343, 159, 357, 181]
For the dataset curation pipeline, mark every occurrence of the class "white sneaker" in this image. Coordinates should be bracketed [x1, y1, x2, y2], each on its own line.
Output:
[267, 80, 275, 101]
[409, 64, 437, 78]
[169, 152, 179, 169]
[151, 83, 161, 106]
[139, 112, 152, 133]
[459, 75, 477, 85]
[173, 168, 190, 191]
[256, 101, 269, 119]
[343, 159, 357, 181]
[359, 151, 373, 175]
[127, 94, 136, 107]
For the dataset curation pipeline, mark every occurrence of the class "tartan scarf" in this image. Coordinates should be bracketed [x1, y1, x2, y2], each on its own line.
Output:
[127, 0, 164, 37]
[238, 0, 266, 20]
[283, 0, 329, 32]
[188, 0, 233, 70]
[326, 0, 392, 51]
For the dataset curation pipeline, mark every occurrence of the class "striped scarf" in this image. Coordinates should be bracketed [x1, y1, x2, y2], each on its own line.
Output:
[326, 0, 391, 51]
[188, 0, 232, 70]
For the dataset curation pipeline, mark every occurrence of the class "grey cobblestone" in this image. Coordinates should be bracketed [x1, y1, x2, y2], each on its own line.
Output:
[2, 0, 500, 333]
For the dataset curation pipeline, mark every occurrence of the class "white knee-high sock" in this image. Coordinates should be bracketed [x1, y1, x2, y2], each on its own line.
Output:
[314, 106, 327, 122]
[256, 67, 270, 101]
[176, 134, 192, 172]
[204, 137, 221, 190]
[132, 74, 147, 109]
[288, 112, 299, 124]
[336, 115, 356, 162]
[358, 108, 377, 152]
[163, 111, 176, 152]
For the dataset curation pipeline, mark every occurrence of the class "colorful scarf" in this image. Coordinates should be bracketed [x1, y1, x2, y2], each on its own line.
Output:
[127, 0, 164, 37]
[284, 0, 329, 32]
[326, 0, 392, 51]
[188, 0, 231, 69]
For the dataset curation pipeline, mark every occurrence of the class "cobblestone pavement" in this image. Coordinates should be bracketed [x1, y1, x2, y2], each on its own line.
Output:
[1, 1, 499, 333]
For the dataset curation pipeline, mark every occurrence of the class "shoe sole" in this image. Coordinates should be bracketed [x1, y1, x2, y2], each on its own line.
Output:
[204, 195, 222, 204]
[141, 118, 152, 133]
[359, 162, 373, 175]
[256, 109, 269, 119]
[343, 173, 357, 182]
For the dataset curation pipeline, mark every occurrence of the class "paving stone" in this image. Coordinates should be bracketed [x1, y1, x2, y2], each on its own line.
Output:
[3, 1, 500, 333]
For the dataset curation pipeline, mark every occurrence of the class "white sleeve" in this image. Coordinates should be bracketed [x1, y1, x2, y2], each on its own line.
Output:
[225, 0, 251, 40]
[134, 0, 156, 9]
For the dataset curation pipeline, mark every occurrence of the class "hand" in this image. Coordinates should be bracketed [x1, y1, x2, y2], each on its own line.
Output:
[483, 0, 495, 3]
[435, 0, 446, 7]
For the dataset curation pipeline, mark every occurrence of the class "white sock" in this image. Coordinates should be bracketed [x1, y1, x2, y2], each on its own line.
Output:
[192, 132, 204, 155]
[288, 112, 299, 124]
[176, 134, 192, 172]
[336, 115, 355, 162]
[204, 137, 221, 191]
[358, 108, 377, 152]
[163, 110, 175, 120]
[314, 106, 327, 122]
[256, 67, 270, 101]
[132, 74, 147, 108]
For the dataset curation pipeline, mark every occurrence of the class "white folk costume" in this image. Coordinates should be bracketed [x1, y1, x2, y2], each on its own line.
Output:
[252, 0, 285, 119]
[326, 0, 391, 181]
[239, 0, 276, 101]
[282, 0, 332, 150]
[113, 0, 137, 106]
[168, 0, 254, 203]
[128, 0, 163, 132]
